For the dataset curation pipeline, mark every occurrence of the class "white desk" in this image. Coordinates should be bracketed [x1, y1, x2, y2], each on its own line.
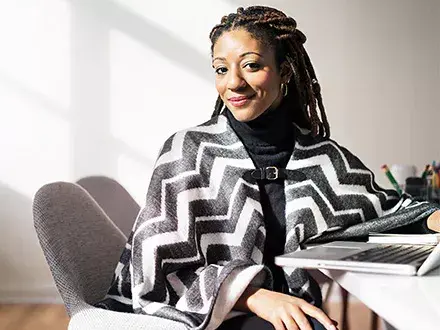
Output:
[320, 267, 440, 330]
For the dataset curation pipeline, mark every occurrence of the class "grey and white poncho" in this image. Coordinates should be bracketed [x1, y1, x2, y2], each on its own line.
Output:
[98, 113, 439, 329]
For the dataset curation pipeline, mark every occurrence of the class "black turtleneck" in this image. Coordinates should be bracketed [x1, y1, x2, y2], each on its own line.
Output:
[226, 103, 295, 293]
[226, 103, 434, 306]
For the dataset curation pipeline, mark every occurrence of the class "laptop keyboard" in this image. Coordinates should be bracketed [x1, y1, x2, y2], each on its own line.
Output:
[341, 244, 435, 264]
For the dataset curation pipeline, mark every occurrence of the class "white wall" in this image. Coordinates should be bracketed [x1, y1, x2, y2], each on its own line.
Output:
[0, 0, 438, 302]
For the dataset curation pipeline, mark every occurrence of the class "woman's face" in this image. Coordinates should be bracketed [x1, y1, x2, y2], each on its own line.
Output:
[212, 29, 284, 122]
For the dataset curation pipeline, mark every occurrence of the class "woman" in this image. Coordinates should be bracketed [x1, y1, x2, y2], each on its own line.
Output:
[97, 6, 440, 330]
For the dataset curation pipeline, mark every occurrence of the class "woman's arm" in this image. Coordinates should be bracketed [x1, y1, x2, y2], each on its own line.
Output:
[322, 139, 440, 235]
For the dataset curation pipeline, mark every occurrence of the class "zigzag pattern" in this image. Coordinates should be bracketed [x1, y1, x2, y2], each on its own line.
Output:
[98, 114, 438, 329]
[131, 116, 268, 319]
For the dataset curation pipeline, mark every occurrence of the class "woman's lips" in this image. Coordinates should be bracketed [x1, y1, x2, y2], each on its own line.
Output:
[228, 95, 255, 107]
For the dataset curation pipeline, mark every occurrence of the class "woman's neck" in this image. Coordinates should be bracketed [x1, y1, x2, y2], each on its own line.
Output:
[225, 100, 295, 150]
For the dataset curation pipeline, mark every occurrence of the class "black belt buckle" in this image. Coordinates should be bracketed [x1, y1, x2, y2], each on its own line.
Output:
[265, 166, 279, 180]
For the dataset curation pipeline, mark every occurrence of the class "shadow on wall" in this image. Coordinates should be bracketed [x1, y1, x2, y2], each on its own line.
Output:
[0, 0, 265, 304]
[0, 182, 60, 303]
[0, 0, 217, 303]
[67, 0, 214, 182]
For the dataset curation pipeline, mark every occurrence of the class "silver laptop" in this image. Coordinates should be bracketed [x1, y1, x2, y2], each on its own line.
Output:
[274, 241, 440, 276]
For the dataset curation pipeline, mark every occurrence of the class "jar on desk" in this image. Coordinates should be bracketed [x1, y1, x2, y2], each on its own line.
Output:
[405, 177, 440, 204]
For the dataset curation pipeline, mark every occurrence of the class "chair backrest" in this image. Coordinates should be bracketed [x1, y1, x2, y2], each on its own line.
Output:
[33, 182, 126, 316]
[76, 176, 140, 237]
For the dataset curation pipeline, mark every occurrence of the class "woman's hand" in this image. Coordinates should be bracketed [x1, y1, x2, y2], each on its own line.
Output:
[427, 210, 440, 232]
[236, 287, 337, 330]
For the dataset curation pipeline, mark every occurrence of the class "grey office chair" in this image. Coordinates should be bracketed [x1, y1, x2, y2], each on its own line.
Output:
[76, 175, 140, 237]
[33, 181, 186, 329]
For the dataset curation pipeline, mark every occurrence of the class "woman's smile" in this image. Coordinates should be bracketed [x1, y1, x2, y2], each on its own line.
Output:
[227, 94, 256, 107]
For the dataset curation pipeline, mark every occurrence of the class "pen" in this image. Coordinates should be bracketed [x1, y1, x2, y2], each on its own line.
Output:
[430, 161, 437, 189]
[381, 164, 403, 195]
[421, 164, 430, 179]
[433, 172, 439, 189]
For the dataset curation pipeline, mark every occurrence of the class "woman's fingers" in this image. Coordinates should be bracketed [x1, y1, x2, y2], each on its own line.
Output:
[300, 303, 337, 330]
[287, 307, 313, 330]
[271, 317, 287, 330]
[281, 312, 300, 330]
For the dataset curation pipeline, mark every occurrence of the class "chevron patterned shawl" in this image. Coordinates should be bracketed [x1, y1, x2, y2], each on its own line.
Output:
[97, 113, 439, 329]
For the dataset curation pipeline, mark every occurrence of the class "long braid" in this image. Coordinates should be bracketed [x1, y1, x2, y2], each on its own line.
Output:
[209, 6, 330, 138]
[213, 95, 224, 117]
[302, 49, 330, 137]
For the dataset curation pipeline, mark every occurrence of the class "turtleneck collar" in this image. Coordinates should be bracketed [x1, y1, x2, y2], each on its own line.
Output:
[225, 100, 295, 152]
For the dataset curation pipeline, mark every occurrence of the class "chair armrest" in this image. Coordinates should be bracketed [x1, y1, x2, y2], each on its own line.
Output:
[69, 305, 187, 330]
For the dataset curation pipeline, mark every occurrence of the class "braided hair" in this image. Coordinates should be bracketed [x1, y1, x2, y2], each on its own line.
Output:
[209, 6, 330, 138]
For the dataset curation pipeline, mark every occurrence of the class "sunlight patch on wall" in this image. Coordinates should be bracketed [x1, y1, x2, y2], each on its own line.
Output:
[109, 29, 216, 162]
[0, 0, 71, 110]
[0, 82, 71, 199]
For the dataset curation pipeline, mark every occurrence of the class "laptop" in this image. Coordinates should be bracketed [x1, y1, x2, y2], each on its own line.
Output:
[274, 241, 440, 276]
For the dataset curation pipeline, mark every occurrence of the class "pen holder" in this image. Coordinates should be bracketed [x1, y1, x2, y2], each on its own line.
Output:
[405, 177, 440, 203]
[423, 187, 440, 204]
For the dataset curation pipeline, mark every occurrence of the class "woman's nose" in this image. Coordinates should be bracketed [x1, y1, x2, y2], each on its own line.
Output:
[226, 69, 246, 90]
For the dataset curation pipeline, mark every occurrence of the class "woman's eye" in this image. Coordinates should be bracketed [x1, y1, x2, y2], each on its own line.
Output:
[215, 67, 227, 75]
[245, 62, 261, 70]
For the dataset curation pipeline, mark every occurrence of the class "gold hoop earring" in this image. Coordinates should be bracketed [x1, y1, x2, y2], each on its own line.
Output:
[281, 83, 288, 97]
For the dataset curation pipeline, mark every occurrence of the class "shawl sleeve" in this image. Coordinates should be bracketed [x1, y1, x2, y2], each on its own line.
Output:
[98, 134, 271, 330]
[310, 140, 440, 243]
